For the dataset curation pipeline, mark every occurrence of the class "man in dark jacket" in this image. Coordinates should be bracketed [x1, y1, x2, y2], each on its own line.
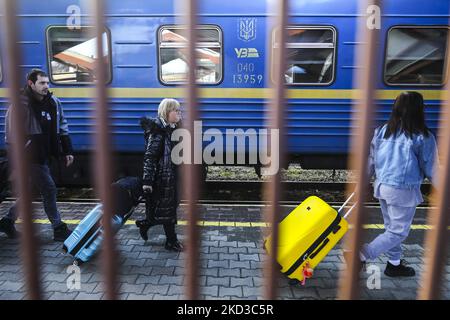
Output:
[0, 157, 8, 204]
[0, 69, 74, 242]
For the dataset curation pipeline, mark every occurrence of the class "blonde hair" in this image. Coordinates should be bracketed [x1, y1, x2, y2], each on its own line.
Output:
[157, 98, 180, 122]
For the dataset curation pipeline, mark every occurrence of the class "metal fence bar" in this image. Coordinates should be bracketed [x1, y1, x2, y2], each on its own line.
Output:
[91, 0, 118, 300]
[418, 20, 450, 300]
[2, 0, 41, 300]
[337, 0, 382, 300]
[183, 0, 201, 300]
[263, 0, 288, 300]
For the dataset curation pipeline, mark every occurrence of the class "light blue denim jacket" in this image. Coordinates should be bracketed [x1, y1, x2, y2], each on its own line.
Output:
[368, 124, 438, 190]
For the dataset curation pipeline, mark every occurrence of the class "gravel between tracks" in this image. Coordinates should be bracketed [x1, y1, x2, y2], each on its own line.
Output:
[207, 164, 358, 182]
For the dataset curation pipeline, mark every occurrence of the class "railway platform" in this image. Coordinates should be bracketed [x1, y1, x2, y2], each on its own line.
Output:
[0, 201, 449, 300]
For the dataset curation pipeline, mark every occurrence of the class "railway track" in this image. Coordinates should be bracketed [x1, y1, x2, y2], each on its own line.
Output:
[2, 180, 432, 206]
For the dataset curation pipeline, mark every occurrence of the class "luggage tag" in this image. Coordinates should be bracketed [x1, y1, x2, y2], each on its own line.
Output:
[301, 261, 314, 285]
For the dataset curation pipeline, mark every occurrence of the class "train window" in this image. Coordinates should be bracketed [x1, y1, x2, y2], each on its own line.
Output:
[158, 25, 222, 84]
[273, 26, 336, 85]
[46, 26, 112, 84]
[385, 27, 449, 86]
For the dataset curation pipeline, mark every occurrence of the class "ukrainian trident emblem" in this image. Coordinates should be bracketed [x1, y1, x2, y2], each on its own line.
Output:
[238, 18, 257, 42]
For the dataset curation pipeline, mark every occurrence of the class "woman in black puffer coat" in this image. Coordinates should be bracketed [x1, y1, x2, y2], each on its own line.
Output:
[136, 98, 183, 252]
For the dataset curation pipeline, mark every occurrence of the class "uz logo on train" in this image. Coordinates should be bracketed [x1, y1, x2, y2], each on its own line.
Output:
[235, 48, 259, 58]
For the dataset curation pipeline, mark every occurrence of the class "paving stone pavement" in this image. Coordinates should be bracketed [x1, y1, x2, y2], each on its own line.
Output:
[0, 202, 449, 300]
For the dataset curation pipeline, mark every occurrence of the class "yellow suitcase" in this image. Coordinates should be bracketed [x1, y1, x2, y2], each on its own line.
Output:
[264, 194, 355, 284]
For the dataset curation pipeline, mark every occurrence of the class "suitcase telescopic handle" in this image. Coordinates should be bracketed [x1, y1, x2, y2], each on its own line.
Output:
[337, 192, 357, 219]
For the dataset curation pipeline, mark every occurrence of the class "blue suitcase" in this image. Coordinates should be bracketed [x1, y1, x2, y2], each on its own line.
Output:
[62, 177, 142, 265]
[62, 204, 133, 265]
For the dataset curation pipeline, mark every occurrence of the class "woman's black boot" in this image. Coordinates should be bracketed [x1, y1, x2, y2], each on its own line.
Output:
[135, 220, 153, 241]
[165, 239, 184, 252]
[163, 223, 183, 251]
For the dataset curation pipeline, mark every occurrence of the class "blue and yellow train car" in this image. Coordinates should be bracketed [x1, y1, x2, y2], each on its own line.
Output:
[0, 0, 448, 184]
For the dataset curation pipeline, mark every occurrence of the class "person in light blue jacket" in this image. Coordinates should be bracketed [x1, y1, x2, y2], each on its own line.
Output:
[353, 91, 439, 277]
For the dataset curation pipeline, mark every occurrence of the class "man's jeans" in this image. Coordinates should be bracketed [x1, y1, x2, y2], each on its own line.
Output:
[5, 164, 62, 228]
[362, 199, 416, 261]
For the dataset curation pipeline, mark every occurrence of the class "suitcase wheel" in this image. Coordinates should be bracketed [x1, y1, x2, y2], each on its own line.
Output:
[73, 259, 83, 267]
[288, 279, 301, 286]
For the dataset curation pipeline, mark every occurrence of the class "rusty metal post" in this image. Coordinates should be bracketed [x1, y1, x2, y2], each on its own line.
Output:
[183, 0, 201, 300]
[418, 23, 450, 300]
[337, 0, 382, 300]
[2, 0, 41, 300]
[91, 0, 118, 300]
[263, 0, 288, 300]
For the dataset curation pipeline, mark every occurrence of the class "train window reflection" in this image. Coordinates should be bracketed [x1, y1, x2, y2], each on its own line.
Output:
[385, 27, 449, 86]
[158, 25, 222, 84]
[46, 26, 112, 84]
[273, 27, 336, 85]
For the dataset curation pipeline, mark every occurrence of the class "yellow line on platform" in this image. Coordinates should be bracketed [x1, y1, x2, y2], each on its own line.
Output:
[16, 219, 448, 230]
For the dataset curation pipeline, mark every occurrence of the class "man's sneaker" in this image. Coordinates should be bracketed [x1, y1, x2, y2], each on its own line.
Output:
[384, 259, 415, 277]
[53, 222, 72, 242]
[0, 217, 20, 239]
[343, 250, 366, 272]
